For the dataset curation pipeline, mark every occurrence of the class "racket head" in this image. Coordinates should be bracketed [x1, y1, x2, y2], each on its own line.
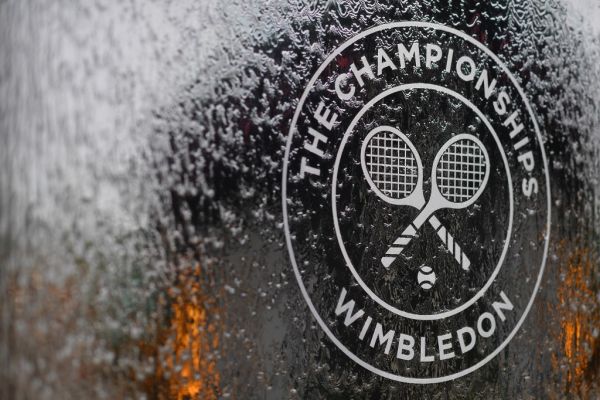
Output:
[360, 126, 424, 206]
[430, 133, 490, 210]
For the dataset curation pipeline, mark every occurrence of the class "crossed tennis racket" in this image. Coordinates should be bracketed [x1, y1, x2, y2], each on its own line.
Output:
[360, 126, 490, 270]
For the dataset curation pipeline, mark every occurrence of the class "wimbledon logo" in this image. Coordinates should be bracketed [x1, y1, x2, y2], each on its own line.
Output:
[282, 22, 550, 384]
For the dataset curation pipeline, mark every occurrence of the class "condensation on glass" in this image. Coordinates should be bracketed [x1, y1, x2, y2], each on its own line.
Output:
[0, 0, 599, 398]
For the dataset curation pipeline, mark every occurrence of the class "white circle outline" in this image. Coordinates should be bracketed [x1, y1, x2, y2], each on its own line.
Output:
[281, 21, 551, 384]
[332, 83, 514, 320]
[331, 83, 514, 321]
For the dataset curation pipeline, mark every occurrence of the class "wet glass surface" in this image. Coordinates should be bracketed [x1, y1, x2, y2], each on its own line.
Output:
[1, 0, 599, 398]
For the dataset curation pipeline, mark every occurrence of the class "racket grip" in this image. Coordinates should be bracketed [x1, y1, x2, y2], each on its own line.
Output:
[381, 224, 418, 269]
[428, 216, 471, 270]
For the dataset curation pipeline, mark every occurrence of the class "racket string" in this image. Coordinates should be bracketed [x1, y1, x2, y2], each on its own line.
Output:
[436, 140, 486, 203]
[365, 132, 418, 199]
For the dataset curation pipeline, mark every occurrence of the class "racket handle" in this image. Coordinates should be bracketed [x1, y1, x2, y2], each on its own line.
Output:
[428, 216, 471, 271]
[381, 223, 418, 268]
[380, 216, 471, 270]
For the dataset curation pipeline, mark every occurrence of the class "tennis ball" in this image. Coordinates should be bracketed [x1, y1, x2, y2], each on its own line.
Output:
[417, 265, 436, 290]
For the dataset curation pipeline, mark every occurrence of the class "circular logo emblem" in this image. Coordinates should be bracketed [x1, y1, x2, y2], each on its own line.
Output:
[282, 22, 550, 383]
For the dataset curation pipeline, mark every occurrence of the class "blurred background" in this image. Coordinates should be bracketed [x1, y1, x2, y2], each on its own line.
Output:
[1, 1, 599, 398]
